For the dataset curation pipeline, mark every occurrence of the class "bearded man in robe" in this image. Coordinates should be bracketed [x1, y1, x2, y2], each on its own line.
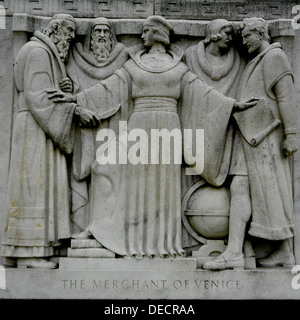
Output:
[2, 14, 99, 269]
[66, 18, 129, 236]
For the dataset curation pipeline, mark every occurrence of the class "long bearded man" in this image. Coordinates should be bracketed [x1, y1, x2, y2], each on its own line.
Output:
[66, 18, 129, 236]
[2, 14, 99, 269]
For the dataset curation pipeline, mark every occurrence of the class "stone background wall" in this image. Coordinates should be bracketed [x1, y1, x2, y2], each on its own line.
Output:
[1, 0, 300, 264]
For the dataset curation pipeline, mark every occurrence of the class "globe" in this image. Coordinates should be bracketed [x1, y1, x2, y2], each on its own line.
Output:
[185, 185, 230, 239]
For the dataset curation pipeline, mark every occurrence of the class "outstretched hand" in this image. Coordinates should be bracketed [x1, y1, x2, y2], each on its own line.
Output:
[234, 97, 260, 112]
[47, 89, 77, 103]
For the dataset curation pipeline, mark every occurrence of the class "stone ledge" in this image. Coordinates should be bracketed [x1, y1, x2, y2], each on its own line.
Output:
[59, 257, 197, 271]
[67, 248, 115, 258]
[1, 0, 297, 20]
[0, 267, 298, 299]
[12, 13, 295, 38]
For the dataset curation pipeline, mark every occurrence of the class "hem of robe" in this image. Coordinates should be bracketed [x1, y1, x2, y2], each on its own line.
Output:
[1, 245, 54, 258]
[248, 222, 295, 240]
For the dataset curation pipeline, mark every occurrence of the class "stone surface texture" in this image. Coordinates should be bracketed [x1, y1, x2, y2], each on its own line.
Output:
[0, 0, 300, 300]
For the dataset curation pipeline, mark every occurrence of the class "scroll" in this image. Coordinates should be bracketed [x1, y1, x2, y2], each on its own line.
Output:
[233, 98, 281, 147]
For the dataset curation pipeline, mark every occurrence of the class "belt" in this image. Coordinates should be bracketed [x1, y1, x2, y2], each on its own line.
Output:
[134, 97, 177, 113]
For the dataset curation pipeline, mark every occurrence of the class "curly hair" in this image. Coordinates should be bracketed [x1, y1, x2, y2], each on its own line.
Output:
[204, 19, 232, 44]
[239, 17, 270, 42]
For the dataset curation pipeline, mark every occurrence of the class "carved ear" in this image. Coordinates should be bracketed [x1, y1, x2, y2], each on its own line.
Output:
[211, 34, 218, 41]
[258, 31, 264, 39]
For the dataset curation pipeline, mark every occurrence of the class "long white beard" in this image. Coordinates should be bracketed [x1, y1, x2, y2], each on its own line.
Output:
[90, 36, 112, 62]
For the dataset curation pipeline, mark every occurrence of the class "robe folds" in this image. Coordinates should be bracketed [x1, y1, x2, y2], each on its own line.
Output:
[236, 43, 296, 240]
[66, 39, 129, 233]
[183, 41, 246, 193]
[2, 31, 75, 257]
[76, 44, 235, 257]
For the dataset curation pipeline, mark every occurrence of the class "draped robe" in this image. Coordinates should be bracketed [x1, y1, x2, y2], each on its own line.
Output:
[76, 44, 236, 257]
[236, 43, 296, 240]
[66, 37, 129, 233]
[2, 31, 75, 257]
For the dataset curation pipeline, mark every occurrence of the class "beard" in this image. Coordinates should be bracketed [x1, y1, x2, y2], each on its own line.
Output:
[54, 36, 71, 62]
[90, 34, 113, 62]
[247, 39, 261, 53]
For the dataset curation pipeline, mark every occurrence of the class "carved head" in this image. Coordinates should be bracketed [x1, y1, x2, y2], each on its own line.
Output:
[142, 16, 173, 47]
[44, 14, 76, 62]
[240, 18, 270, 53]
[204, 19, 233, 49]
[89, 17, 114, 62]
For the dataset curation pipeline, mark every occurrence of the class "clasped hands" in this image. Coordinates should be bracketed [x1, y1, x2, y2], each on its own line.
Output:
[47, 85, 100, 128]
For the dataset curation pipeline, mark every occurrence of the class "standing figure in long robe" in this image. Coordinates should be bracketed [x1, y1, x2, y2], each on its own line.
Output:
[2, 14, 99, 269]
[204, 18, 297, 270]
[184, 19, 249, 250]
[66, 17, 129, 235]
[49, 16, 256, 259]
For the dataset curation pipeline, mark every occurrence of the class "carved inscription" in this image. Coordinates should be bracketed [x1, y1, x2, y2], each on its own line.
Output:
[61, 279, 242, 290]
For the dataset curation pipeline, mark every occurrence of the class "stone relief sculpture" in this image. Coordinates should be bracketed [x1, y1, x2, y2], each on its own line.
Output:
[48, 15, 257, 260]
[1, 12, 296, 272]
[1, 14, 99, 269]
[183, 19, 252, 266]
[204, 18, 297, 270]
[185, 19, 245, 98]
[65, 17, 129, 236]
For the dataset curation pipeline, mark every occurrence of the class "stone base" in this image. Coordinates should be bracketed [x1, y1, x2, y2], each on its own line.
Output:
[59, 257, 197, 271]
[0, 265, 298, 299]
[192, 240, 256, 269]
[66, 239, 115, 258]
[194, 256, 256, 269]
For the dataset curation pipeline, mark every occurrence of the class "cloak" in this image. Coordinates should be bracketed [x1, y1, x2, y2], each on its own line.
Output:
[2, 31, 75, 257]
[66, 36, 129, 232]
[236, 43, 296, 240]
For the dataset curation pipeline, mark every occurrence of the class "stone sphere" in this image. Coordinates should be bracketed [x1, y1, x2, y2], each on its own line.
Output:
[185, 186, 230, 239]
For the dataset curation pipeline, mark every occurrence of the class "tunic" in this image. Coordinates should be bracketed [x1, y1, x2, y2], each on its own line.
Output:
[236, 43, 296, 240]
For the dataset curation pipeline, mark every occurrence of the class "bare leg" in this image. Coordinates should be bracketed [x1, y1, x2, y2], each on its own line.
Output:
[224, 175, 251, 258]
[203, 175, 251, 270]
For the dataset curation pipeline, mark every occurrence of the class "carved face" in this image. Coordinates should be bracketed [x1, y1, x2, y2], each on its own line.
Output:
[52, 20, 76, 62]
[241, 27, 261, 53]
[217, 26, 233, 49]
[90, 25, 112, 62]
[141, 25, 156, 47]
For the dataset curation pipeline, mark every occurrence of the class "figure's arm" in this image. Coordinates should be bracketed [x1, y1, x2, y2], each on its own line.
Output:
[274, 74, 298, 157]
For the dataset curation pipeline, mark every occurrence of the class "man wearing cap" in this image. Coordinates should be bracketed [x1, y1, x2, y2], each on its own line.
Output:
[48, 16, 257, 259]
[65, 17, 129, 237]
[2, 14, 99, 269]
